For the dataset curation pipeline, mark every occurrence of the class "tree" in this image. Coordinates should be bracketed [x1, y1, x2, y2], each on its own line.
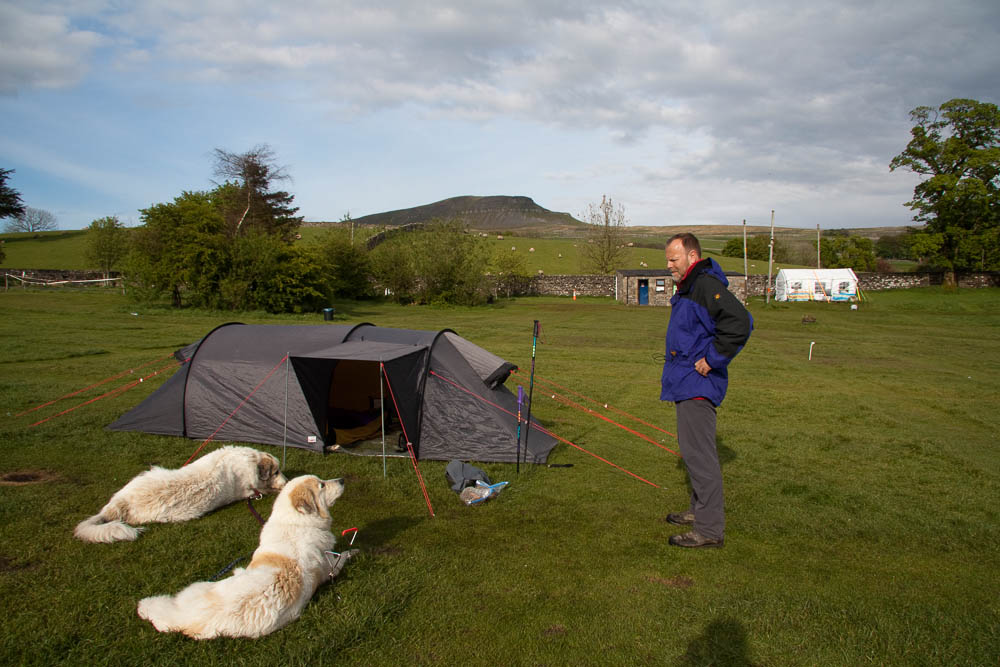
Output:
[127, 187, 329, 312]
[127, 191, 227, 307]
[314, 228, 373, 299]
[0, 168, 25, 221]
[874, 232, 915, 260]
[410, 220, 490, 305]
[889, 98, 1000, 273]
[819, 236, 877, 271]
[218, 232, 328, 313]
[722, 235, 789, 263]
[212, 145, 303, 241]
[85, 216, 129, 277]
[370, 240, 418, 303]
[581, 196, 627, 274]
[5, 207, 57, 233]
[371, 220, 489, 305]
[488, 244, 529, 298]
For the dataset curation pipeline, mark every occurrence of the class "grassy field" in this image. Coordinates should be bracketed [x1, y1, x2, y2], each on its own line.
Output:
[0, 230, 92, 270]
[1, 288, 998, 665]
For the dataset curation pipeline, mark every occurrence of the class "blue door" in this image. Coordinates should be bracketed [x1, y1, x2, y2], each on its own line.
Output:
[638, 280, 649, 305]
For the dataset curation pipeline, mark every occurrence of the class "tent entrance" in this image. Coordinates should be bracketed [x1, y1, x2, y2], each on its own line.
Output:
[325, 359, 403, 455]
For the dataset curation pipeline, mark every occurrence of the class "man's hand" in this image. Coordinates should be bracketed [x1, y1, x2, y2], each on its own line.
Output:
[694, 357, 711, 377]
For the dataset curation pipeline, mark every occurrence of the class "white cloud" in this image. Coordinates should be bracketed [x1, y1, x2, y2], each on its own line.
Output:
[1, 0, 996, 228]
[0, 3, 104, 93]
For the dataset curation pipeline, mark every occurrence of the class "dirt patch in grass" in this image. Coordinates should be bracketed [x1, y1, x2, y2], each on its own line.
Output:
[647, 575, 694, 589]
[542, 624, 567, 637]
[0, 555, 40, 573]
[0, 469, 60, 486]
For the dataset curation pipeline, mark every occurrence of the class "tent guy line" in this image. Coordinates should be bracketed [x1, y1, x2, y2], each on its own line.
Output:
[383, 361, 434, 517]
[183, 353, 289, 466]
[16, 351, 179, 418]
[28, 358, 181, 428]
[512, 371, 680, 456]
[429, 369, 662, 489]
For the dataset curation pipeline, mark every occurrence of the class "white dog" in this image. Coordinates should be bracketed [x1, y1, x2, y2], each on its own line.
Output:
[137, 475, 350, 639]
[74, 446, 286, 543]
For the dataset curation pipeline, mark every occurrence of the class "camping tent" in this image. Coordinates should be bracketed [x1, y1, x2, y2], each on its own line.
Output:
[108, 323, 558, 464]
[774, 268, 859, 302]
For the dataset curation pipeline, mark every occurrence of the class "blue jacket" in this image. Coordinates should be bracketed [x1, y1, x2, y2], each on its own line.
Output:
[660, 258, 752, 406]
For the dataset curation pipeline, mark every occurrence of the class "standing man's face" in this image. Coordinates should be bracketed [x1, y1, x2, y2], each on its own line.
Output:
[666, 239, 699, 283]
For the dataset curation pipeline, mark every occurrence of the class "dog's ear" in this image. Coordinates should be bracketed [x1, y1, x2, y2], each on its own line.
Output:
[290, 479, 320, 515]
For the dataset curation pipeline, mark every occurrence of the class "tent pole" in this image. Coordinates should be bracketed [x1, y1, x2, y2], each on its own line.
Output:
[282, 352, 289, 470]
[380, 361, 386, 478]
[515, 385, 523, 474]
[522, 320, 540, 471]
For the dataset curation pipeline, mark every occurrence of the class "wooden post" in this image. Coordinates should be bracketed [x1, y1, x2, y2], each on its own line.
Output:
[742, 219, 748, 303]
[816, 224, 821, 268]
[766, 210, 775, 304]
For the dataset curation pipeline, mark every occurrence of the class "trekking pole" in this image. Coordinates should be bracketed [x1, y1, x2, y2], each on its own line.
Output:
[515, 385, 524, 474]
[522, 320, 540, 468]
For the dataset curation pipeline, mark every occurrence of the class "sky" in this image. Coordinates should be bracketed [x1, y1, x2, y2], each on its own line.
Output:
[1, 1, 998, 231]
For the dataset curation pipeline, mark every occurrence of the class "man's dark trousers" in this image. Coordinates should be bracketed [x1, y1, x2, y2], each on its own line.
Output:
[676, 398, 724, 540]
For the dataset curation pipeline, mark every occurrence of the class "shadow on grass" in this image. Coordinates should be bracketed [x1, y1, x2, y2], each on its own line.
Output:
[679, 616, 757, 667]
[356, 515, 421, 555]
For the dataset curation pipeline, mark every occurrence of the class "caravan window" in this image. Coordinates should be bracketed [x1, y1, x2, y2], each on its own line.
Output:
[790, 281, 802, 290]
[838, 281, 851, 292]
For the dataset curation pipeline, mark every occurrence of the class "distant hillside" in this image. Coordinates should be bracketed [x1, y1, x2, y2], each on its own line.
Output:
[339, 195, 586, 234]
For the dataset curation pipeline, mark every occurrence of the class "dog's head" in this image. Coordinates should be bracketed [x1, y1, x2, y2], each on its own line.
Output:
[256, 453, 287, 492]
[283, 475, 344, 520]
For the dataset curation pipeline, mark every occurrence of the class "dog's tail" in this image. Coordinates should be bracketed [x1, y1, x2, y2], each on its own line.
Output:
[73, 513, 142, 543]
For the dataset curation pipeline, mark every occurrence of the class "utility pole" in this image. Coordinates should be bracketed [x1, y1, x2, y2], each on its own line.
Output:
[766, 210, 775, 304]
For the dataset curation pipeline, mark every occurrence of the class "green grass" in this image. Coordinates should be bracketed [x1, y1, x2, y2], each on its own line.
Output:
[1, 289, 999, 665]
[0, 230, 92, 270]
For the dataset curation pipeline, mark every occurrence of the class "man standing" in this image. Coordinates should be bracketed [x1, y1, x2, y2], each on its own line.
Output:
[661, 233, 752, 548]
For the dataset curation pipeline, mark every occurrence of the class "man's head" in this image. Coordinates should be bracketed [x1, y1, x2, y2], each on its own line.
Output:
[665, 233, 702, 283]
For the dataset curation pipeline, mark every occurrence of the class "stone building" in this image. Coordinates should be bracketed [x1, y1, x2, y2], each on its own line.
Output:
[614, 269, 748, 305]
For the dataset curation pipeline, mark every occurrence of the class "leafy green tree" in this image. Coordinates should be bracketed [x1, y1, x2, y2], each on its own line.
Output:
[0, 168, 25, 221]
[370, 239, 418, 303]
[889, 98, 1000, 272]
[581, 196, 627, 274]
[722, 235, 789, 262]
[85, 216, 129, 277]
[314, 228, 373, 299]
[874, 232, 915, 260]
[410, 220, 490, 305]
[819, 236, 876, 271]
[488, 244, 529, 298]
[126, 191, 227, 307]
[219, 232, 328, 313]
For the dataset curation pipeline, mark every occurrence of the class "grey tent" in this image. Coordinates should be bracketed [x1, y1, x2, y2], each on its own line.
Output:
[108, 323, 557, 464]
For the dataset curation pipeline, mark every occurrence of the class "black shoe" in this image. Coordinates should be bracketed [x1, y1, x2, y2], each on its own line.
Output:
[668, 531, 724, 549]
[665, 511, 695, 526]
